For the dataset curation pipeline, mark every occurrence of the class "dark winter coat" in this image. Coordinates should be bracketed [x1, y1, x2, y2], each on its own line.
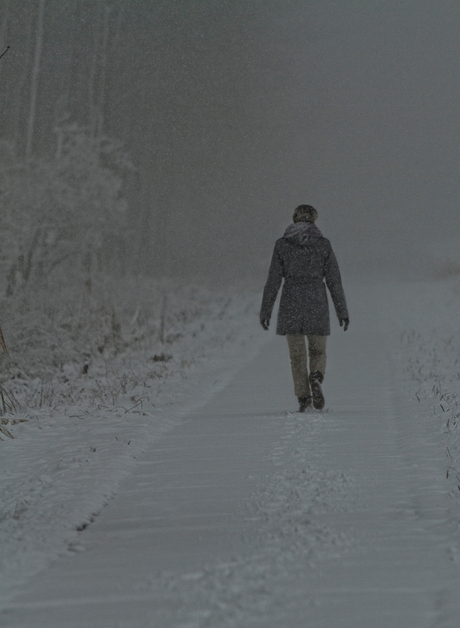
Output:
[260, 222, 348, 336]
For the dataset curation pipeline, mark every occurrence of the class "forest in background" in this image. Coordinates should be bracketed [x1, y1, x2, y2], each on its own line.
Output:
[0, 0, 286, 288]
[0, 0, 275, 411]
[0, 1, 137, 293]
[3, 1, 460, 290]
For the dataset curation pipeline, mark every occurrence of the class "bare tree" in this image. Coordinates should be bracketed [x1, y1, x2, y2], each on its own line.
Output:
[25, 0, 45, 158]
[0, 0, 10, 62]
[9, 9, 33, 154]
[97, 3, 110, 138]
[111, 0, 124, 53]
[0, 0, 10, 114]
[88, 3, 101, 138]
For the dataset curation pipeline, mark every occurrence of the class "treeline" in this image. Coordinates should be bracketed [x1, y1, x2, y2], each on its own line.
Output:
[0, 0, 284, 286]
[0, 1, 139, 291]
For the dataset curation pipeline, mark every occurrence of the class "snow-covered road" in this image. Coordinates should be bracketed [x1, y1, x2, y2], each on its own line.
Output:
[2, 283, 460, 627]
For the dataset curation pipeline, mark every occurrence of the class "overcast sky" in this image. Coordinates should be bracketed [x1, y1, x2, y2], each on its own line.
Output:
[145, 0, 460, 279]
[229, 0, 460, 278]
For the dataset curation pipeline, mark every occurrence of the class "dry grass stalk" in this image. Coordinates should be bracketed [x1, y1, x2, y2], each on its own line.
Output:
[0, 423, 13, 439]
[0, 322, 11, 362]
[0, 383, 21, 414]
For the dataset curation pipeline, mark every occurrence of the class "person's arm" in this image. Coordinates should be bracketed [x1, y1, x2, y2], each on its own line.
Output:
[324, 244, 349, 329]
[259, 243, 283, 329]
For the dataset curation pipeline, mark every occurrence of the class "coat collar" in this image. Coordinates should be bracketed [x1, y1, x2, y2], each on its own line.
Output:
[283, 222, 323, 245]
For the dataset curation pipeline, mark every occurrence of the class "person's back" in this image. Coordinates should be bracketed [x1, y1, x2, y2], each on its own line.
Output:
[260, 204, 349, 411]
[274, 227, 331, 281]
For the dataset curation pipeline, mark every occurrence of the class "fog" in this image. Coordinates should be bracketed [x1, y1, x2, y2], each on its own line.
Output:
[1, 1, 459, 283]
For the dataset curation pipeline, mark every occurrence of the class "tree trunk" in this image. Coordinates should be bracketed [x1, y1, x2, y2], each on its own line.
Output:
[10, 7, 33, 154]
[111, 1, 124, 53]
[25, 0, 45, 158]
[97, 4, 110, 138]
[0, 0, 10, 83]
[88, 4, 100, 139]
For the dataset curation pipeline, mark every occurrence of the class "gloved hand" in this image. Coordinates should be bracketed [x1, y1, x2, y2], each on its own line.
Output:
[339, 317, 349, 331]
[260, 318, 270, 331]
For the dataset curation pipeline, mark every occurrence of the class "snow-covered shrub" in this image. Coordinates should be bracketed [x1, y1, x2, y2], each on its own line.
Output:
[0, 129, 262, 420]
[0, 127, 131, 296]
[0, 275, 260, 412]
[395, 279, 460, 499]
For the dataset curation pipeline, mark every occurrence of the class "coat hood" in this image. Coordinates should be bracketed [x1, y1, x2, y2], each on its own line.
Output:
[283, 222, 323, 246]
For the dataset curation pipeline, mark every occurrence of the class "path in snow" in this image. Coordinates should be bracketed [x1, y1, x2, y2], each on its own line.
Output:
[3, 284, 460, 627]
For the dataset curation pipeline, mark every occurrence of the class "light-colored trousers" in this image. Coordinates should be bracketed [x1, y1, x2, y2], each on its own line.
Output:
[286, 334, 327, 398]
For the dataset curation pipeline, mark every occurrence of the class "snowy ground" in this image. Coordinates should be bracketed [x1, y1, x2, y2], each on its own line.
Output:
[387, 279, 460, 509]
[2, 277, 460, 626]
[0, 280, 266, 606]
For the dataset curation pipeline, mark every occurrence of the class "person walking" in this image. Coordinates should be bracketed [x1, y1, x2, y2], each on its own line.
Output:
[260, 205, 349, 411]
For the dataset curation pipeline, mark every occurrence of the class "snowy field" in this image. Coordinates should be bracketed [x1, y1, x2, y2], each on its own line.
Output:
[0, 278, 266, 606]
[386, 278, 460, 518]
[2, 276, 460, 626]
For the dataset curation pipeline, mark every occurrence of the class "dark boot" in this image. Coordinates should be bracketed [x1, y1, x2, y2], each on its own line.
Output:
[309, 371, 325, 410]
[298, 396, 312, 412]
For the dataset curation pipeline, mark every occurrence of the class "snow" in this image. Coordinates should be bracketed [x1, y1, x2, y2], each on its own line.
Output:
[0, 281, 267, 607]
[2, 277, 460, 626]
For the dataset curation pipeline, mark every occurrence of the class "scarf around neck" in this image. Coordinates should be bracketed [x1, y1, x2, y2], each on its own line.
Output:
[283, 221, 323, 246]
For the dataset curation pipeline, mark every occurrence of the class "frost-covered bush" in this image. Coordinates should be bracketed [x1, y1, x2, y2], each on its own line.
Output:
[0, 129, 131, 295]
[0, 275, 259, 412]
[394, 279, 460, 498]
[0, 130, 261, 419]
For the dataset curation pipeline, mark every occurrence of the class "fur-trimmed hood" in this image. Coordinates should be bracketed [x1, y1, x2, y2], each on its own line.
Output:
[283, 222, 323, 246]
